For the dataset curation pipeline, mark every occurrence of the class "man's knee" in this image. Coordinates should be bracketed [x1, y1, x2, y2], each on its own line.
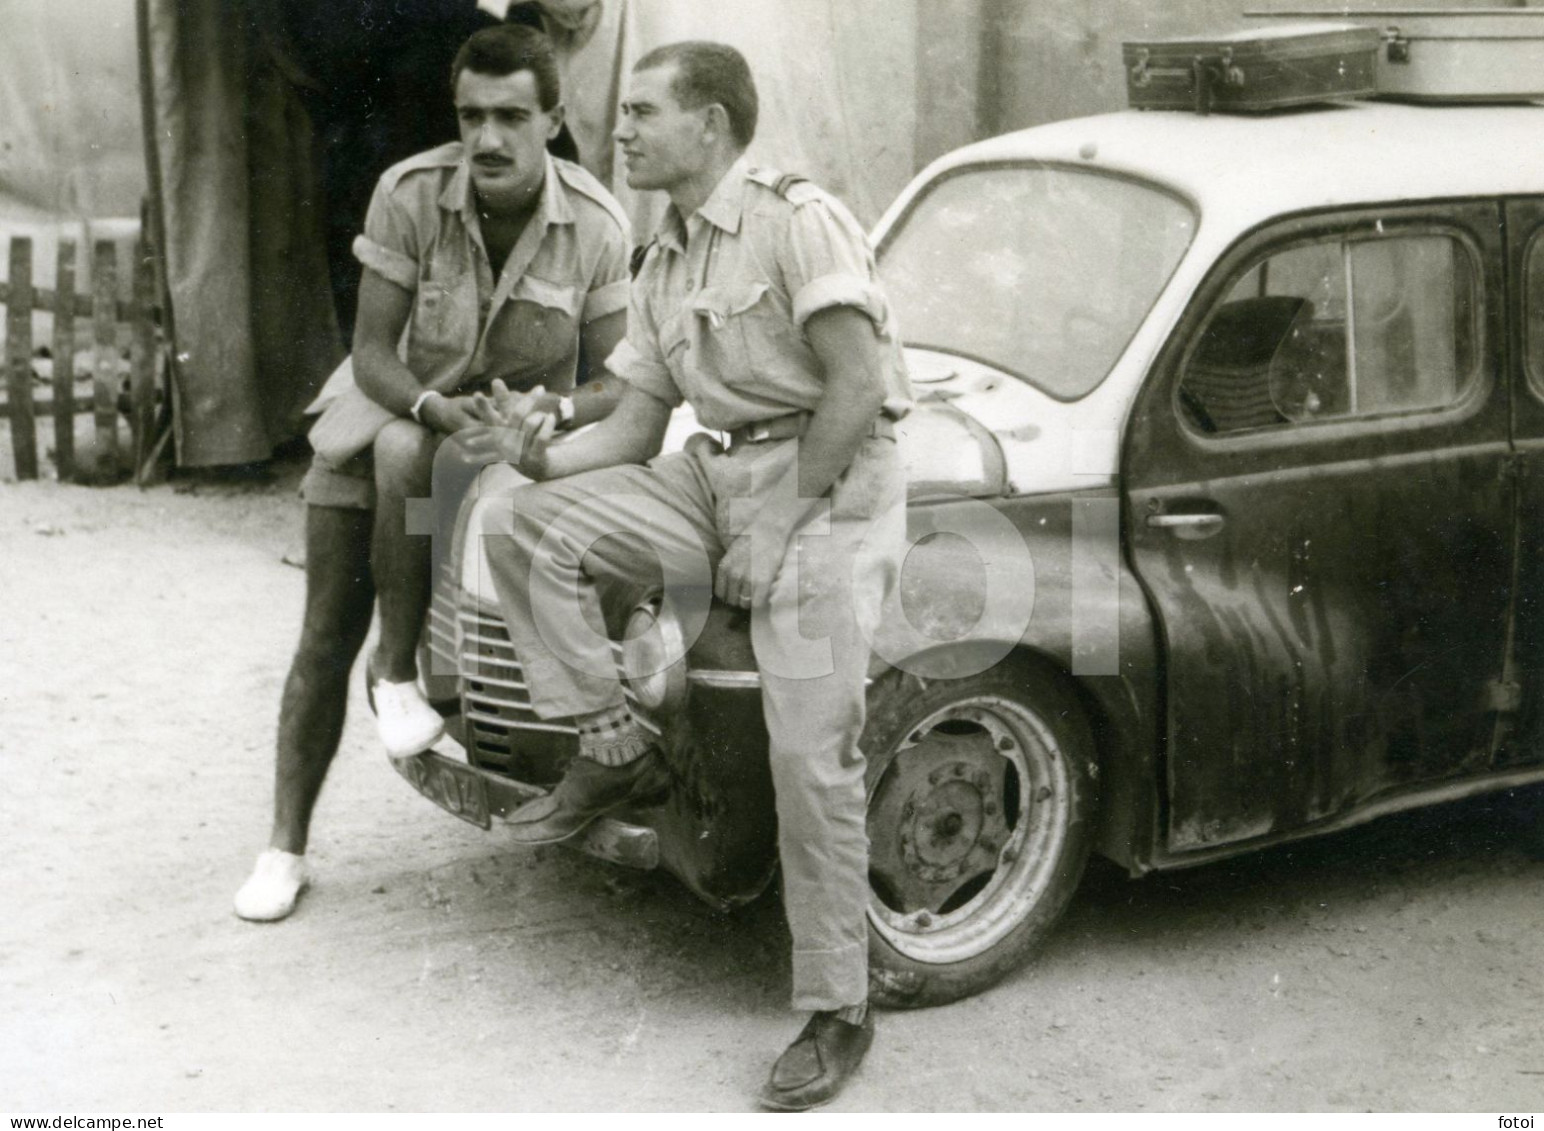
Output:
[480, 481, 569, 546]
[374, 419, 438, 497]
[292, 616, 369, 681]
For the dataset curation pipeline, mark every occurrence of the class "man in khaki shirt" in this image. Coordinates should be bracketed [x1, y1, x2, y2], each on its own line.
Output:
[476, 41, 911, 1110]
[234, 24, 630, 923]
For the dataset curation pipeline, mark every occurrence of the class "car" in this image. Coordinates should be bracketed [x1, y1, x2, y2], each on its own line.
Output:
[394, 95, 1544, 1009]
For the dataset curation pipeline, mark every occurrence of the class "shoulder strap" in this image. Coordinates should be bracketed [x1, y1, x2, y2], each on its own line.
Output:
[746, 165, 815, 201]
[772, 172, 809, 198]
[551, 157, 633, 234]
[378, 141, 463, 193]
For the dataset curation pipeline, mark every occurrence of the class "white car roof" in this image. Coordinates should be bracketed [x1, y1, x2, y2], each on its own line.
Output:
[919, 101, 1544, 229]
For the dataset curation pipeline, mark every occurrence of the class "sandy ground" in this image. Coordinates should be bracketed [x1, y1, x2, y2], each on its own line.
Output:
[4, 450, 1544, 1113]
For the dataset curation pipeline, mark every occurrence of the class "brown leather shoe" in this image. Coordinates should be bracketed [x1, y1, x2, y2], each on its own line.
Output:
[758, 1009, 875, 1112]
[505, 748, 669, 845]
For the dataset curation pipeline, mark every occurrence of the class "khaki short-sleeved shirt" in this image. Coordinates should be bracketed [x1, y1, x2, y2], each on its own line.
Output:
[606, 157, 912, 432]
[304, 143, 631, 454]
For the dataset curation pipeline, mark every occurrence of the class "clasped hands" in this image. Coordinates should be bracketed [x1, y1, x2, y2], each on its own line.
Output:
[442, 379, 559, 478]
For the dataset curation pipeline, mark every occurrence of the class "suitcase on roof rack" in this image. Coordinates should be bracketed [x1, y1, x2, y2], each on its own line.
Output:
[1124, 23, 1379, 114]
[1249, 9, 1544, 103]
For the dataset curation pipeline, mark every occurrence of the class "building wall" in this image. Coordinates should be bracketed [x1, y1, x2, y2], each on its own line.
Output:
[980, 0, 1531, 140]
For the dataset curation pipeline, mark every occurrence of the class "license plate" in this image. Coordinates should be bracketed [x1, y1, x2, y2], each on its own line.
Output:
[401, 755, 492, 829]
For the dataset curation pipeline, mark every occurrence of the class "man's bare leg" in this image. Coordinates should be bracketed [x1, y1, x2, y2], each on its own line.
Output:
[365, 419, 446, 756]
[370, 419, 439, 683]
[236, 504, 374, 921]
[271, 505, 376, 851]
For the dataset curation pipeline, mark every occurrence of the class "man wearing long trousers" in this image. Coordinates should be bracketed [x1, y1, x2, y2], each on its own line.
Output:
[474, 40, 911, 1110]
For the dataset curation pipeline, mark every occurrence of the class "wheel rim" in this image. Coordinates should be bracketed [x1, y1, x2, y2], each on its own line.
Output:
[867, 693, 1073, 965]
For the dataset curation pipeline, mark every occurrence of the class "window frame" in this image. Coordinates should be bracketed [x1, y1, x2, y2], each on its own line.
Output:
[1516, 223, 1544, 402]
[873, 159, 1199, 403]
[1170, 207, 1490, 449]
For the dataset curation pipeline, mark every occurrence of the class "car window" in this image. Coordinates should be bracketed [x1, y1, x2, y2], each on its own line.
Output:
[1523, 227, 1544, 393]
[1179, 232, 1478, 435]
[877, 165, 1195, 401]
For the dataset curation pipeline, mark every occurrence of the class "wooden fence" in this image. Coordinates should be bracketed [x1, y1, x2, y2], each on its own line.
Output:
[1, 235, 166, 485]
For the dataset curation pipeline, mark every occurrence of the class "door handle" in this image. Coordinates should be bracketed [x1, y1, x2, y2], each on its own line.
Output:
[1145, 512, 1225, 530]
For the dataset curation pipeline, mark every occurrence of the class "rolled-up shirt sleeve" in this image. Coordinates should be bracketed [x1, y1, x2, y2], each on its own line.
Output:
[606, 287, 682, 408]
[352, 180, 419, 292]
[583, 219, 632, 323]
[782, 199, 888, 330]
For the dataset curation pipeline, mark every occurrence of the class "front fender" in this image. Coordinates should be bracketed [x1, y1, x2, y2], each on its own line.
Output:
[865, 490, 1165, 873]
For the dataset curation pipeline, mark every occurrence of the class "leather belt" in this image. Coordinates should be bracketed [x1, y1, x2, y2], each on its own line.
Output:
[725, 411, 895, 451]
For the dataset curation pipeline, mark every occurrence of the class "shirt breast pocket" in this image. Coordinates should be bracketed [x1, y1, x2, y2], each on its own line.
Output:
[690, 280, 776, 388]
[410, 271, 477, 368]
[495, 275, 582, 377]
[512, 274, 581, 318]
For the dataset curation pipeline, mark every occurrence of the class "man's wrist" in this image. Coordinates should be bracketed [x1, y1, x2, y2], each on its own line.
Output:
[520, 445, 550, 481]
[409, 389, 442, 426]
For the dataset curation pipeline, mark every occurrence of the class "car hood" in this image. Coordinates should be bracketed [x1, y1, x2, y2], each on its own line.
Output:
[900, 346, 1122, 497]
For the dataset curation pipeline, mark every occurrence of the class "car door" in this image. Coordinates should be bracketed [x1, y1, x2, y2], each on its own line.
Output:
[1501, 196, 1544, 770]
[1123, 201, 1512, 854]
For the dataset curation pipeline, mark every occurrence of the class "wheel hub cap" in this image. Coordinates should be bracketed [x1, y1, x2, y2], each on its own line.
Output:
[865, 693, 1075, 965]
[871, 727, 1013, 916]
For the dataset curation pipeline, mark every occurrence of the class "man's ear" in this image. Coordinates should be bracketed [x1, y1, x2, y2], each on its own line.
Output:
[546, 102, 567, 141]
[702, 102, 732, 147]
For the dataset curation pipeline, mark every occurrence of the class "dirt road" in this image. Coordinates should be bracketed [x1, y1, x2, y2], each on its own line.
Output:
[4, 465, 1544, 1112]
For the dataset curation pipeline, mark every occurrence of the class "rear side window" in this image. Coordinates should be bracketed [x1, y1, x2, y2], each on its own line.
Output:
[1523, 228, 1544, 392]
[1179, 232, 1479, 435]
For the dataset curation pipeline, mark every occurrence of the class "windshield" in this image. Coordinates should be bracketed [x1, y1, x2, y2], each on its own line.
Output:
[878, 164, 1197, 400]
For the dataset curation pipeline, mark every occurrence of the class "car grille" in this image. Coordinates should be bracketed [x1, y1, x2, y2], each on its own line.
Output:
[460, 604, 579, 759]
[423, 572, 461, 690]
[439, 584, 653, 772]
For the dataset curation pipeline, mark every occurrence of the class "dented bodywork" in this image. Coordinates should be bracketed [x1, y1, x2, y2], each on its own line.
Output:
[406, 99, 1544, 925]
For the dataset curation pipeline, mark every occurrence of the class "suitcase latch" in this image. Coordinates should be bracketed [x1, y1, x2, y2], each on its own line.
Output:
[1384, 27, 1411, 65]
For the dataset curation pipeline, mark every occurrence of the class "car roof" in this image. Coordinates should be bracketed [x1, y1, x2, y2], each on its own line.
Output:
[933, 101, 1544, 225]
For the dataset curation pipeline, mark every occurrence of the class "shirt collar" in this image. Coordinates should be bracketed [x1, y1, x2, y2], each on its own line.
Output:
[440, 149, 573, 228]
[656, 155, 750, 253]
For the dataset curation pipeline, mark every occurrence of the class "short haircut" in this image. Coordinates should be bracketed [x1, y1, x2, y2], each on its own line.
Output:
[634, 41, 758, 148]
[451, 24, 561, 111]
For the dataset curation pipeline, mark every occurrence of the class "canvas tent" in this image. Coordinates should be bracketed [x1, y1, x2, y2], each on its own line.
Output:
[132, 0, 1521, 468]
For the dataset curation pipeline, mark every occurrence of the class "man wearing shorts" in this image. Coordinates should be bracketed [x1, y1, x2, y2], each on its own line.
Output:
[234, 23, 630, 922]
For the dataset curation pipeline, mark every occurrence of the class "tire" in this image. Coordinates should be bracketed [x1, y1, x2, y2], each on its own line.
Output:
[862, 660, 1098, 1009]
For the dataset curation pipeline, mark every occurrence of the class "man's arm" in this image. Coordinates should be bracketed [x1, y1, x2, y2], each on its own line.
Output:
[713, 304, 888, 608]
[543, 381, 671, 478]
[461, 380, 672, 480]
[570, 308, 626, 428]
[351, 270, 478, 433]
[785, 305, 890, 504]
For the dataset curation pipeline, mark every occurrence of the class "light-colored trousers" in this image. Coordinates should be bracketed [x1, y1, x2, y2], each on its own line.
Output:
[480, 434, 904, 1011]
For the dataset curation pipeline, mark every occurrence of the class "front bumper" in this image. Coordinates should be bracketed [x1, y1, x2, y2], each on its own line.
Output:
[389, 746, 661, 870]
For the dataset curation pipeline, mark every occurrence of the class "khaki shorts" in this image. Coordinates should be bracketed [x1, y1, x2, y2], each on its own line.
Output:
[300, 448, 376, 511]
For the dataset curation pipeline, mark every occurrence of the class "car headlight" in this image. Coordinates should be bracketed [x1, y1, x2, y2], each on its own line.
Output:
[621, 596, 688, 715]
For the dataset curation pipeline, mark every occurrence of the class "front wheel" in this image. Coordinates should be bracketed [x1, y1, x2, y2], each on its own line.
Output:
[862, 662, 1098, 1009]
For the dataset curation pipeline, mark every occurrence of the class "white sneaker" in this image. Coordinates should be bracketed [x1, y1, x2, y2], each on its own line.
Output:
[233, 849, 310, 922]
[370, 670, 445, 758]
